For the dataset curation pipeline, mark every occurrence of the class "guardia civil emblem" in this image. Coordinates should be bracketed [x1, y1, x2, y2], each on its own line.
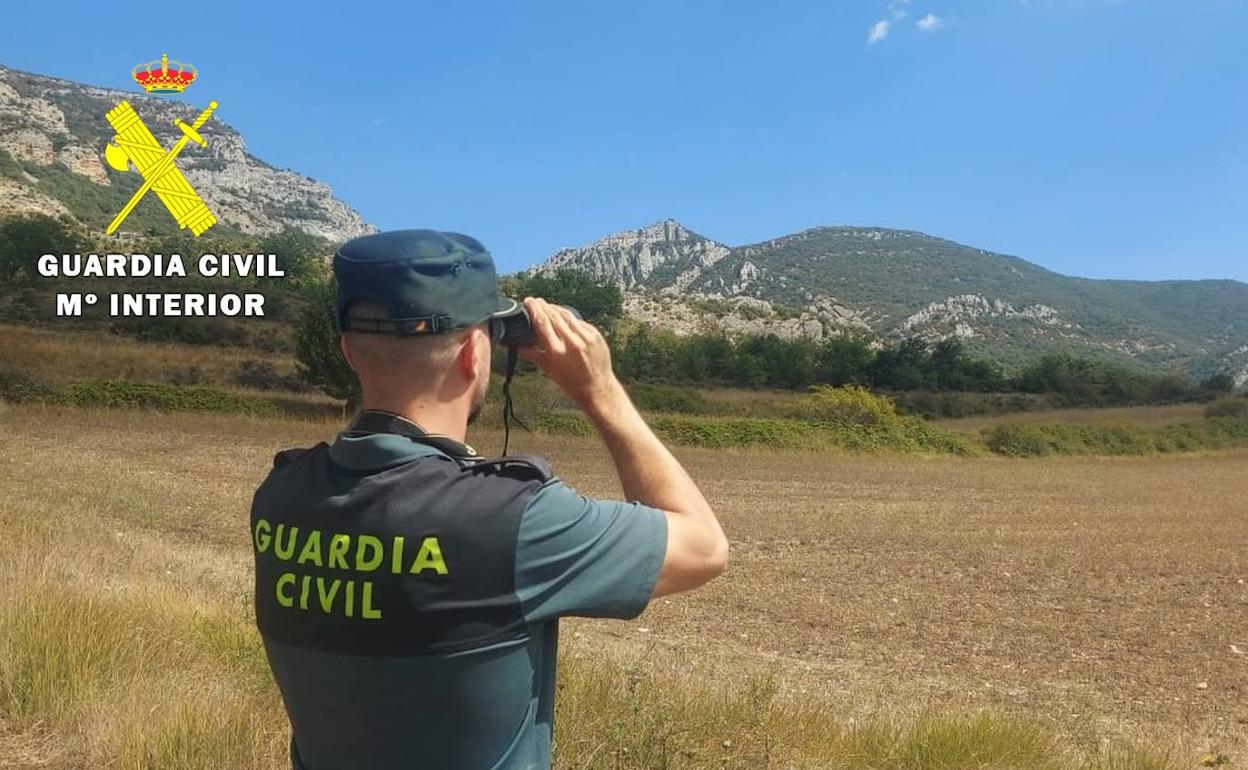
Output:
[102, 54, 218, 237]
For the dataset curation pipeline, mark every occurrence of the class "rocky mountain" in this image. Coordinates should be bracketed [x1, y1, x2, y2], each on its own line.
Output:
[0, 65, 373, 243]
[534, 220, 1248, 382]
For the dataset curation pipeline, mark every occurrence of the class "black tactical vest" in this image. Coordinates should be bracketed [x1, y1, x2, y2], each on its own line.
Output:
[250, 411, 553, 657]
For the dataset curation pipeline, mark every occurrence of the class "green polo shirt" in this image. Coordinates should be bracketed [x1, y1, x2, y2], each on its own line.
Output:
[255, 431, 668, 770]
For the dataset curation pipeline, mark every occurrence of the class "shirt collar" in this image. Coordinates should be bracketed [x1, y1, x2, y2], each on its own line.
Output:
[327, 431, 448, 472]
[327, 410, 480, 472]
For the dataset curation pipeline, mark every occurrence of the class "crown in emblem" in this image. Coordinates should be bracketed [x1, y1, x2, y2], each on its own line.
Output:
[131, 54, 197, 94]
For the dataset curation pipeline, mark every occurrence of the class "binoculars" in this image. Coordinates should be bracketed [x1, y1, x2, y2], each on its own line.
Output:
[491, 304, 581, 348]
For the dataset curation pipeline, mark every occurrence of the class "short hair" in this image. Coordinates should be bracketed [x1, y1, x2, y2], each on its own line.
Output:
[341, 300, 469, 389]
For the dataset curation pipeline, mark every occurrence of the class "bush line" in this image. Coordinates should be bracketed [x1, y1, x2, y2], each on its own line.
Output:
[0, 369, 339, 421]
[983, 418, 1248, 457]
[4, 370, 1247, 457]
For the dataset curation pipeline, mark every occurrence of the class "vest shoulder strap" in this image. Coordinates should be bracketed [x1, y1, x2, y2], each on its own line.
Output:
[272, 443, 327, 468]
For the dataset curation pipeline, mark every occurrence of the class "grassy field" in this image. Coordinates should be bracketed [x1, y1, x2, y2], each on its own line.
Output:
[0, 323, 304, 388]
[0, 403, 1244, 768]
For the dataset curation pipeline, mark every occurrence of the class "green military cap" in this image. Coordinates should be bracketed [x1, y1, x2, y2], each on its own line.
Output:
[333, 229, 522, 335]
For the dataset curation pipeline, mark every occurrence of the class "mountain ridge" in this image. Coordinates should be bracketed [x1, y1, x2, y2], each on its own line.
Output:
[533, 219, 1248, 383]
[0, 64, 374, 243]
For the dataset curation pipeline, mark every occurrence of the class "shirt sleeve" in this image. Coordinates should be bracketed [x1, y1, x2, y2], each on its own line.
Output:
[514, 478, 668, 624]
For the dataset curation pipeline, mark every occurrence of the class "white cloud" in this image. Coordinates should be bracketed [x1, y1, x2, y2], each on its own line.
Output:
[868, 19, 891, 44]
[889, 0, 911, 19]
[916, 13, 943, 31]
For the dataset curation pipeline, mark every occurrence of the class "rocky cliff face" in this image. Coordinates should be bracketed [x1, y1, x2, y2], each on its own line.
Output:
[531, 220, 1248, 378]
[0, 66, 373, 243]
[535, 219, 871, 342]
[537, 219, 730, 290]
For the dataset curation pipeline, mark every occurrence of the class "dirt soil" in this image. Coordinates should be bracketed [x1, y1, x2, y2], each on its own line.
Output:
[1, 405, 1245, 761]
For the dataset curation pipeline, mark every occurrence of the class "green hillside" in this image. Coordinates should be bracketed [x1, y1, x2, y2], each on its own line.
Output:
[680, 227, 1247, 373]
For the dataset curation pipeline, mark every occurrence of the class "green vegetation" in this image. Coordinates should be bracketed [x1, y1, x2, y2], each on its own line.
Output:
[257, 227, 331, 287]
[0, 213, 333, 354]
[10, 369, 1245, 458]
[625, 382, 711, 414]
[891, 390, 1055, 419]
[293, 276, 361, 409]
[1205, 394, 1248, 419]
[1, 215, 1237, 420]
[671, 226, 1248, 374]
[0, 147, 24, 178]
[527, 386, 1003, 456]
[556, 654, 1180, 770]
[500, 268, 624, 328]
[611, 323, 1231, 413]
[983, 417, 1248, 457]
[0, 367, 61, 404]
[0, 369, 338, 420]
[14, 157, 197, 236]
[0, 213, 83, 281]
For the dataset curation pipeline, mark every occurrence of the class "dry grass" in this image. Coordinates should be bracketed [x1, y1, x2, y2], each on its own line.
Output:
[0, 403, 1243, 768]
[0, 323, 298, 387]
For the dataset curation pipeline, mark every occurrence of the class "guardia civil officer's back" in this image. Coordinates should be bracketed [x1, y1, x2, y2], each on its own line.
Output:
[250, 230, 728, 770]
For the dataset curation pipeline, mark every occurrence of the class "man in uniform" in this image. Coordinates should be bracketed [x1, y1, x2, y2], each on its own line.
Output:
[250, 229, 729, 770]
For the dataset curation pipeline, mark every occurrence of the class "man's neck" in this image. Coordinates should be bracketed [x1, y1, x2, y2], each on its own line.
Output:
[358, 398, 468, 442]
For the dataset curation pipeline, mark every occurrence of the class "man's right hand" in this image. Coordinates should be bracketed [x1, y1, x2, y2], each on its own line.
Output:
[518, 297, 623, 413]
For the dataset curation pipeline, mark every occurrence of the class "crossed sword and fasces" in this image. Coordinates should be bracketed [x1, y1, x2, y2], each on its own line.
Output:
[103, 100, 219, 236]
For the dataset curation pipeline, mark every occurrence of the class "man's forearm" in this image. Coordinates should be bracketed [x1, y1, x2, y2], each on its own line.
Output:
[584, 380, 714, 520]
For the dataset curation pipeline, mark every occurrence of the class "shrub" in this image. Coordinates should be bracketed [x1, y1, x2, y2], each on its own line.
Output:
[787, 385, 899, 427]
[64, 380, 259, 413]
[984, 423, 1148, 457]
[0, 214, 83, 281]
[649, 416, 818, 450]
[892, 390, 1055, 419]
[531, 412, 595, 437]
[235, 360, 281, 390]
[233, 360, 308, 392]
[626, 383, 709, 415]
[293, 277, 360, 409]
[55, 380, 339, 420]
[109, 316, 251, 347]
[169, 366, 207, 386]
[0, 368, 63, 405]
[649, 412, 978, 455]
[1205, 395, 1248, 419]
[983, 417, 1248, 457]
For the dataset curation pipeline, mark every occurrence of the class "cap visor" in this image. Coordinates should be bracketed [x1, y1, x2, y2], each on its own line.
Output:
[490, 296, 524, 318]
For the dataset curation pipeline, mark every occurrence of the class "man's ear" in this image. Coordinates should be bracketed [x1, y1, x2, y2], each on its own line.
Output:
[456, 327, 488, 381]
[339, 335, 356, 372]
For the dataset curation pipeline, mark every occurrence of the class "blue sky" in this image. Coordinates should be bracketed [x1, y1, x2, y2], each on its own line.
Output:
[1, 1, 1245, 281]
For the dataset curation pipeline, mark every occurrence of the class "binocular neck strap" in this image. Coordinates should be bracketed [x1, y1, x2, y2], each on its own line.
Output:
[501, 346, 529, 456]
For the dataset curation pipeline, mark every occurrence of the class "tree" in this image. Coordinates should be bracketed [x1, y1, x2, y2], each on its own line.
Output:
[869, 338, 931, 391]
[0, 214, 82, 281]
[1014, 353, 1154, 406]
[259, 227, 328, 287]
[928, 338, 1006, 392]
[1201, 372, 1236, 394]
[502, 269, 623, 329]
[816, 336, 873, 386]
[1149, 370, 1200, 403]
[293, 277, 360, 410]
